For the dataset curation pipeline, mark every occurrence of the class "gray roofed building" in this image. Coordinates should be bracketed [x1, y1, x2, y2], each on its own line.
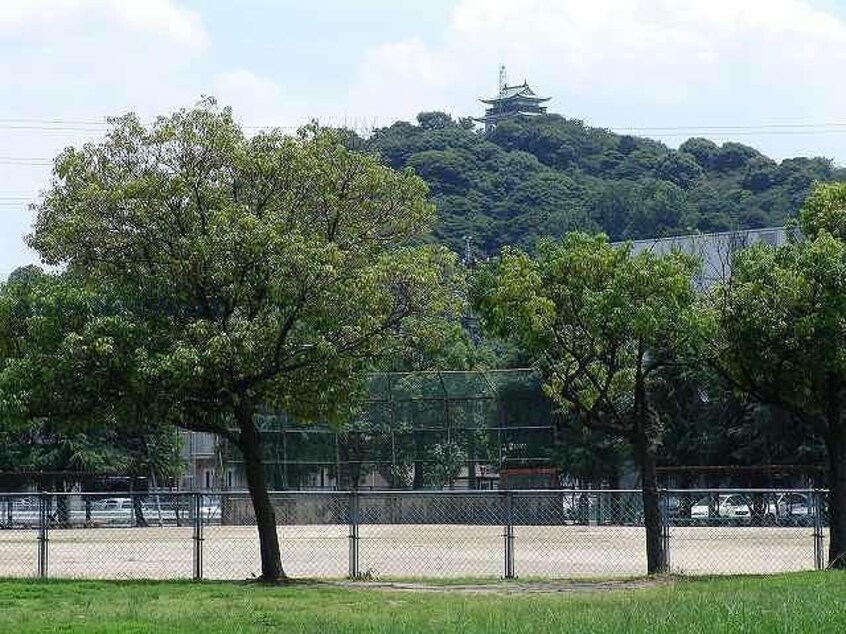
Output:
[626, 226, 791, 290]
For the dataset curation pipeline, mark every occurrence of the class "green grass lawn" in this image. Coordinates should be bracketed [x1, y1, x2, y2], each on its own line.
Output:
[0, 573, 843, 633]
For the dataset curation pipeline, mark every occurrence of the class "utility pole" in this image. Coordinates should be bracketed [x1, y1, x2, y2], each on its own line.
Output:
[463, 235, 474, 268]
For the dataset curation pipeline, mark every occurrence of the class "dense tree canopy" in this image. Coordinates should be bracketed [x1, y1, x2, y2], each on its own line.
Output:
[366, 112, 844, 256]
[22, 100, 461, 580]
[473, 232, 700, 573]
[0, 267, 183, 496]
[706, 183, 846, 568]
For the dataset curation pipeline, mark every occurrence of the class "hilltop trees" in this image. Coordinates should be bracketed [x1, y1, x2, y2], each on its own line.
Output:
[474, 233, 699, 574]
[367, 114, 844, 256]
[24, 100, 460, 581]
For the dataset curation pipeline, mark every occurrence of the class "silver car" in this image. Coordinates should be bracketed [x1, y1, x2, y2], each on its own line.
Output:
[690, 494, 751, 523]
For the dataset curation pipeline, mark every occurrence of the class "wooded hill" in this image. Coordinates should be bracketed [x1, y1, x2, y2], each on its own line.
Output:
[366, 112, 846, 255]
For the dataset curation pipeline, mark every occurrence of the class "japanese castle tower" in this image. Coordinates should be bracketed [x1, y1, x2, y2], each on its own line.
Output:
[477, 66, 551, 132]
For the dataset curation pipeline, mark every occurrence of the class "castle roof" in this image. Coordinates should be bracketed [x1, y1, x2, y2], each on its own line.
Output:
[480, 82, 550, 104]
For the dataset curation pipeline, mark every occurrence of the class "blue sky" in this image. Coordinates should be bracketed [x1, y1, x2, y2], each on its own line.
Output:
[2, 0, 846, 277]
[184, 1, 457, 97]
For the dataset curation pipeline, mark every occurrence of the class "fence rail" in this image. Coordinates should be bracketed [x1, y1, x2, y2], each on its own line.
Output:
[0, 489, 830, 580]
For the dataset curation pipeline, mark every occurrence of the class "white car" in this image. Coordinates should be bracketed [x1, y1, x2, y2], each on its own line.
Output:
[200, 502, 221, 522]
[690, 494, 751, 522]
[766, 493, 813, 525]
[89, 497, 137, 524]
[2, 497, 41, 527]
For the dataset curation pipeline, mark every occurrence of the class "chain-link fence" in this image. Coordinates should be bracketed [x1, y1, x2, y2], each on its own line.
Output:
[0, 489, 828, 580]
[667, 489, 825, 574]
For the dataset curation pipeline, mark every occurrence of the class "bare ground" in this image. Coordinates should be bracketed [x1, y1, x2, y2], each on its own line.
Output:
[0, 524, 824, 581]
[329, 577, 670, 594]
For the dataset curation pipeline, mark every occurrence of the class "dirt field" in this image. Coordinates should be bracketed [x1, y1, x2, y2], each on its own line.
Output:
[0, 524, 823, 580]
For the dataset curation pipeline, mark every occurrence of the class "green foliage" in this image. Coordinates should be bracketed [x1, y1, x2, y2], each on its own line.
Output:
[706, 233, 846, 419]
[15, 99, 464, 578]
[416, 111, 457, 130]
[475, 233, 699, 423]
[799, 182, 846, 241]
[368, 114, 842, 255]
[422, 440, 466, 489]
[705, 184, 846, 565]
[678, 137, 720, 169]
[474, 232, 700, 571]
[26, 100, 462, 432]
[0, 267, 183, 482]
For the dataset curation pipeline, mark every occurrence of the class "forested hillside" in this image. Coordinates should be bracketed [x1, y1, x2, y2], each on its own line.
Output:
[367, 112, 845, 255]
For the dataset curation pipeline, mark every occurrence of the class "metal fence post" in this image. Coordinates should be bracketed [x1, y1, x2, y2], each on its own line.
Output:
[348, 490, 360, 578]
[37, 492, 49, 579]
[504, 490, 515, 579]
[193, 492, 204, 581]
[660, 489, 671, 572]
[813, 489, 825, 571]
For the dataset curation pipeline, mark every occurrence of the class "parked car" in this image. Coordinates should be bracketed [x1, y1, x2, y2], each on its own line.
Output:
[1, 496, 41, 528]
[88, 497, 137, 524]
[765, 493, 813, 526]
[690, 494, 751, 523]
[200, 497, 221, 522]
[561, 492, 597, 524]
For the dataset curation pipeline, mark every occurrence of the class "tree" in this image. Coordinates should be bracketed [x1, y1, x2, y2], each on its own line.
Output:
[473, 232, 698, 574]
[714, 142, 759, 172]
[0, 267, 185, 514]
[26, 100, 460, 581]
[656, 152, 704, 189]
[678, 138, 718, 170]
[416, 111, 456, 130]
[706, 183, 846, 567]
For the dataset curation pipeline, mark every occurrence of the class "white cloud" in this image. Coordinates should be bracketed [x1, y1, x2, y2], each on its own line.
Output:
[0, 0, 208, 50]
[214, 69, 290, 127]
[106, 0, 208, 50]
[0, 0, 210, 279]
[345, 0, 846, 161]
[213, 68, 340, 131]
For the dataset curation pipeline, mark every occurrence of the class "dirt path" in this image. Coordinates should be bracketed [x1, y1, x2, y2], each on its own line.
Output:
[330, 576, 670, 594]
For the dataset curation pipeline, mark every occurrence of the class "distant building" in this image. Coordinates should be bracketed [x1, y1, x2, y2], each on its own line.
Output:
[178, 431, 221, 491]
[476, 66, 550, 132]
[627, 226, 790, 290]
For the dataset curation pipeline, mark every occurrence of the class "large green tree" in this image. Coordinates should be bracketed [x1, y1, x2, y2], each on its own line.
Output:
[473, 232, 698, 574]
[26, 101, 460, 580]
[706, 183, 846, 567]
[0, 267, 184, 519]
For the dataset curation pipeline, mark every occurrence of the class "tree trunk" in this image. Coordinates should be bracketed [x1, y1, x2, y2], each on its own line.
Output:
[237, 401, 286, 581]
[633, 350, 666, 575]
[54, 480, 69, 528]
[826, 421, 846, 569]
[635, 432, 667, 574]
[130, 480, 148, 528]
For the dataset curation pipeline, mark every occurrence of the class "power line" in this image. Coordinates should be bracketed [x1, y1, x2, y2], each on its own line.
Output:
[0, 118, 845, 171]
[612, 123, 846, 132]
[3, 115, 846, 131]
[5, 130, 846, 165]
[0, 117, 375, 133]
